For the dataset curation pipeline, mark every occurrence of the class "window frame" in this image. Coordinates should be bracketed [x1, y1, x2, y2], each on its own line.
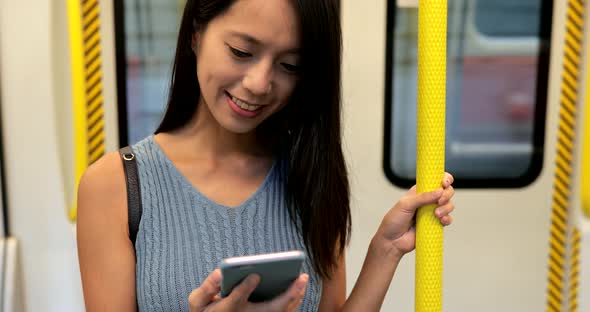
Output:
[382, 0, 553, 188]
[114, 0, 129, 148]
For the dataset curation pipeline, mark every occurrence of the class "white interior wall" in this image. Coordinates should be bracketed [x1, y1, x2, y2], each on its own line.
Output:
[0, 0, 118, 310]
[0, 0, 84, 310]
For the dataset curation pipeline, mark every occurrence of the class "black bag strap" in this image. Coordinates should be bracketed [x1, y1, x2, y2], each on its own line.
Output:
[119, 146, 143, 246]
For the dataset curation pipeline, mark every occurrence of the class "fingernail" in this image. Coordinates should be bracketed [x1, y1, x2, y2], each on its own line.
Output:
[301, 274, 309, 283]
[298, 274, 309, 289]
[247, 274, 260, 286]
[434, 209, 441, 217]
[212, 270, 222, 287]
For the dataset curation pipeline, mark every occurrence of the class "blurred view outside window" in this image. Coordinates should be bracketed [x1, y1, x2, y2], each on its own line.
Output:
[123, 0, 185, 144]
[385, 0, 550, 187]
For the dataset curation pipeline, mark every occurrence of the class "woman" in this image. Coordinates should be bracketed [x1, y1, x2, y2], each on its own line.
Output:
[77, 0, 455, 311]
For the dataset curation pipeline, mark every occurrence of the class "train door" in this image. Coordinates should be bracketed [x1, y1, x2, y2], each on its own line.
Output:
[342, 0, 588, 311]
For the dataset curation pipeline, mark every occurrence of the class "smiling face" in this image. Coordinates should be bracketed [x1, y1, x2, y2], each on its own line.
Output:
[192, 0, 301, 134]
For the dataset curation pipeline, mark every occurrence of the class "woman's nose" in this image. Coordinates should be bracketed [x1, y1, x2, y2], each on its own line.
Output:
[242, 61, 273, 96]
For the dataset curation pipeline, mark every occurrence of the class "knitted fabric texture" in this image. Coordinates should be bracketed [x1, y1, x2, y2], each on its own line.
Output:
[133, 136, 322, 311]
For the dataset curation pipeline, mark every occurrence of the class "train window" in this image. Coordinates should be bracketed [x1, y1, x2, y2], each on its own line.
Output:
[384, 0, 552, 188]
[115, 1, 184, 145]
[474, 0, 542, 37]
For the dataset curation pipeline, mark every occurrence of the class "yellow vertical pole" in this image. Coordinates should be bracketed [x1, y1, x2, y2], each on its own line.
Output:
[582, 44, 590, 219]
[415, 0, 447, 311]
[544, 0, 586, 310]
[67, 0, 87, 222]
[67, 0, 106, 222]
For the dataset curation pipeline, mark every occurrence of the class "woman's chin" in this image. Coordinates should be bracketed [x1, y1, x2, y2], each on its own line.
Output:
[220, 121, 259, 135]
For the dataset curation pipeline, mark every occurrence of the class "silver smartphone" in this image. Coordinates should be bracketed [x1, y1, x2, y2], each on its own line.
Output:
[219, 250, 305, 302]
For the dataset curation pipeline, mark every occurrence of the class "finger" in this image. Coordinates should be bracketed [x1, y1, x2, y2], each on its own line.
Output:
[438, 185, 454, 205]
[401, 188, 443, 213]
[442, 172, 454, 188]
[440, 215, 453, 226]
[263, 274, 308, 311]
[226, 274, 260, 305]
[188, 269, 222, 311]
[434, 202, 454, 218]
[285, 298, 304, 312]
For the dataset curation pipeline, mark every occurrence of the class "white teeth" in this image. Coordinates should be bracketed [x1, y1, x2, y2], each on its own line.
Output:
[231, 96, 261, 112]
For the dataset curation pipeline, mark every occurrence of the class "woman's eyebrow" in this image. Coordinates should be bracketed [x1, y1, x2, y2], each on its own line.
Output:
[228, 31, 262, 45]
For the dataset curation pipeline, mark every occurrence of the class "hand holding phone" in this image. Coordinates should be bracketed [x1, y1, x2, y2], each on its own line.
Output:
[220, 250, 305, 302]
[188, 268, 308, 312]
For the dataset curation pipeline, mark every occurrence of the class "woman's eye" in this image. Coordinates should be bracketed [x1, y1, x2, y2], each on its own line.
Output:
[281, 63, 299, 73]
[229, 46, 252, 58]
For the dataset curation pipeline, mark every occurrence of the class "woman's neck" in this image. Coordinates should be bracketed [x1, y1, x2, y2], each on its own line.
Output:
[172, 100, 270, 160]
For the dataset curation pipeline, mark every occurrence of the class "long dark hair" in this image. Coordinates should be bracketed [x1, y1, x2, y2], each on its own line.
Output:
[157, 0, 350, 279]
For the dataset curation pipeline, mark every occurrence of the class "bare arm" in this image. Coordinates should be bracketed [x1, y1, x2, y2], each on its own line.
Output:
[343, 174, 455, 311]
[318, 253, 346, 311]
[341, 237, 402, 312]
[321, 174, 455, 312]
[318, 239, 400, 312]
[77, 152, 137, 311]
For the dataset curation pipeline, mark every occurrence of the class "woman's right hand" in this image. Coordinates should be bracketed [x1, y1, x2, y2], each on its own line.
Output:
[188, 269, 309, 312]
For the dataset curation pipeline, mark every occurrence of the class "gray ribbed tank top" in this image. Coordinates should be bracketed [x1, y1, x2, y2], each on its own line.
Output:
[132, 136, 322, 311]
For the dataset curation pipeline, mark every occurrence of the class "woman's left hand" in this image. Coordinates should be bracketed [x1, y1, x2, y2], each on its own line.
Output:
[374, 172, 455, 258]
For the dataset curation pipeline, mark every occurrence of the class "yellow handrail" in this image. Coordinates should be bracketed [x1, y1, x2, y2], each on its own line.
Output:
[544, 0, 586, 310]
[67, 0, 106, 222]
[67, 0, 87, 222]
[582, 58, 590, 219]
[415, 0, 447, 311]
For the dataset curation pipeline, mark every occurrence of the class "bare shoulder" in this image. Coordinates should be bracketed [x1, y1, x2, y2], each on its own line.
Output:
[77, 151, 138, 309]
[77, 151, 127, 231]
